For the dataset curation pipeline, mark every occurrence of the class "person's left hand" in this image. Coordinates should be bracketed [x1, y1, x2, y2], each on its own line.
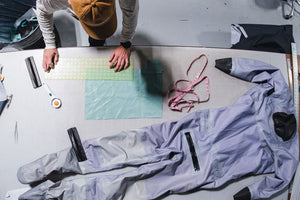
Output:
[109, 45, 131, 72]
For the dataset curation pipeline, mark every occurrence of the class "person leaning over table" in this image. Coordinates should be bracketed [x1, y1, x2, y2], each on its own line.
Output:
[36, 0, 139, 72]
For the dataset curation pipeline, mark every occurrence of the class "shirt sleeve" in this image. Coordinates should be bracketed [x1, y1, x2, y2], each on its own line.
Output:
[119, 0, 139, 43]
[36, 0, 70, 49]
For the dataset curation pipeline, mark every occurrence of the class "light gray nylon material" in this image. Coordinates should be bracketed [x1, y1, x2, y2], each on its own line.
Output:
[0, 81, 7, 101]
[17, 58, 299, 200]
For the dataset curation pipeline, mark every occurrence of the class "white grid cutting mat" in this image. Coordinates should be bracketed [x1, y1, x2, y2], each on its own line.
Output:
[45, 57, 134, 81]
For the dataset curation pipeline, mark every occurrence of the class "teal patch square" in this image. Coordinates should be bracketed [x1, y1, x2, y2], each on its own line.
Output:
[85, 61, 163, 119]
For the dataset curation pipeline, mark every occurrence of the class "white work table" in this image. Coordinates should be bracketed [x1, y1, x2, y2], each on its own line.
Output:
[0, 46, 292, 200]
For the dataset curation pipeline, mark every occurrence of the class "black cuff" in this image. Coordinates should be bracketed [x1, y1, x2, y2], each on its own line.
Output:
[234, 187, 251, 200]
[215, 58, 232, 74]
[120, 41, 132, 49]
[0, 100, 8, 116]
[89, 37, 106, 47]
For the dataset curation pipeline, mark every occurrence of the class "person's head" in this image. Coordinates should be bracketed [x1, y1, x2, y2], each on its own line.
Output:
[68, 0, 117, 40]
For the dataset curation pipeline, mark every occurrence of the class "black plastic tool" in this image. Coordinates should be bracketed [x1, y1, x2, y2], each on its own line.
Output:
[25, 56, 42, 88]
[67, 127, 87, 162]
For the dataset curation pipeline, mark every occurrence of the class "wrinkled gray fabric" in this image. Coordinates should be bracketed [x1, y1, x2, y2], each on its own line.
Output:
[17, 57, 299, 200]
[0, 81, 8, 115]
[0, 81, 7, 101]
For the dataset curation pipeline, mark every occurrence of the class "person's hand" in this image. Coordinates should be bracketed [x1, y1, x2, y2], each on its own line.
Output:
[109, 46, 131, 72]
[43, 48, 59, 73]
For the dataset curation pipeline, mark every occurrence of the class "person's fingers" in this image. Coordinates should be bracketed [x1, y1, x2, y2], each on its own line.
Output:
[45, 60, 52, 72]
[109, 46, 131, 71]
[124, 58, 129, 69]
[114, 57, 122, 72]
[114, 63, 119, 72]
[43, 58, 47, 72]
[117, 59, 125, 72]
[49, 62, 54, 69]
[114, 62, 120, 72]
[43, 49, 58, 72]
[109, 52, 115, 63]
[46, 56, 54, 70]
[54, 52, 59, 65]
[109, 57, 117, 68]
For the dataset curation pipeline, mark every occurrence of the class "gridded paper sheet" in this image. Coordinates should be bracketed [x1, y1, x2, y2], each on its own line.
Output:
[45, 57, 134, 81]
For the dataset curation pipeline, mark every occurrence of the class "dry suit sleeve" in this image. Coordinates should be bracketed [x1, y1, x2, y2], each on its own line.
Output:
[119, 0, 139, 43]
[215, 57, 279, 84]
[234, 148, 298, 200]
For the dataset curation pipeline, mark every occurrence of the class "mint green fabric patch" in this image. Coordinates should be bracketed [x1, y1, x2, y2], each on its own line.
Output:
[45, 57, 134, 81]
[85, 61, 163, 119]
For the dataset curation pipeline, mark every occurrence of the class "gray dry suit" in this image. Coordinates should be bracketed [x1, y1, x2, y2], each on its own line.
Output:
[17, 58, 299, 200]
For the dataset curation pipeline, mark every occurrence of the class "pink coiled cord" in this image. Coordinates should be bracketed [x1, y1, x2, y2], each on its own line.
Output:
[167, 54, 210, 112]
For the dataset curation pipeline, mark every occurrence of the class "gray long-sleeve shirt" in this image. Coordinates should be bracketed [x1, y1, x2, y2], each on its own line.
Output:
[36, 0, 139, 49]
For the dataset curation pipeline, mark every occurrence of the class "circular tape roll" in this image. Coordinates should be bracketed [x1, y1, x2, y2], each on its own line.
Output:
[51, 98, 62, 109]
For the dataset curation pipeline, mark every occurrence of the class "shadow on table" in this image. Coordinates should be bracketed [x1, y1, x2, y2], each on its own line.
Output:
[254, 0, 281, 9]
[109, 32, 175, 98]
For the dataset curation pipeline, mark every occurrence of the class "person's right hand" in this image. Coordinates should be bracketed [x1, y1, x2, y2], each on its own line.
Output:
[43, 48, 59, 72]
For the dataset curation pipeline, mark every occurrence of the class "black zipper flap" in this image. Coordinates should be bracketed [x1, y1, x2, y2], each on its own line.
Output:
[185, 132, 200, 171]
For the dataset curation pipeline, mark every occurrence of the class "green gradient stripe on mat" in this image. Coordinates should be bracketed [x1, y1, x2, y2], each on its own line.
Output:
[45, 57, 134, 81]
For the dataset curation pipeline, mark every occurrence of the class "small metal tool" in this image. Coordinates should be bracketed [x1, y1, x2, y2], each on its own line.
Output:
[14, 121, 18, 144]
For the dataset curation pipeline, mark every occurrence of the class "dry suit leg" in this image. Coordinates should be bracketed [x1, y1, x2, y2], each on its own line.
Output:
[18, 154, 185, 200]
[17, 128, 180, 184]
